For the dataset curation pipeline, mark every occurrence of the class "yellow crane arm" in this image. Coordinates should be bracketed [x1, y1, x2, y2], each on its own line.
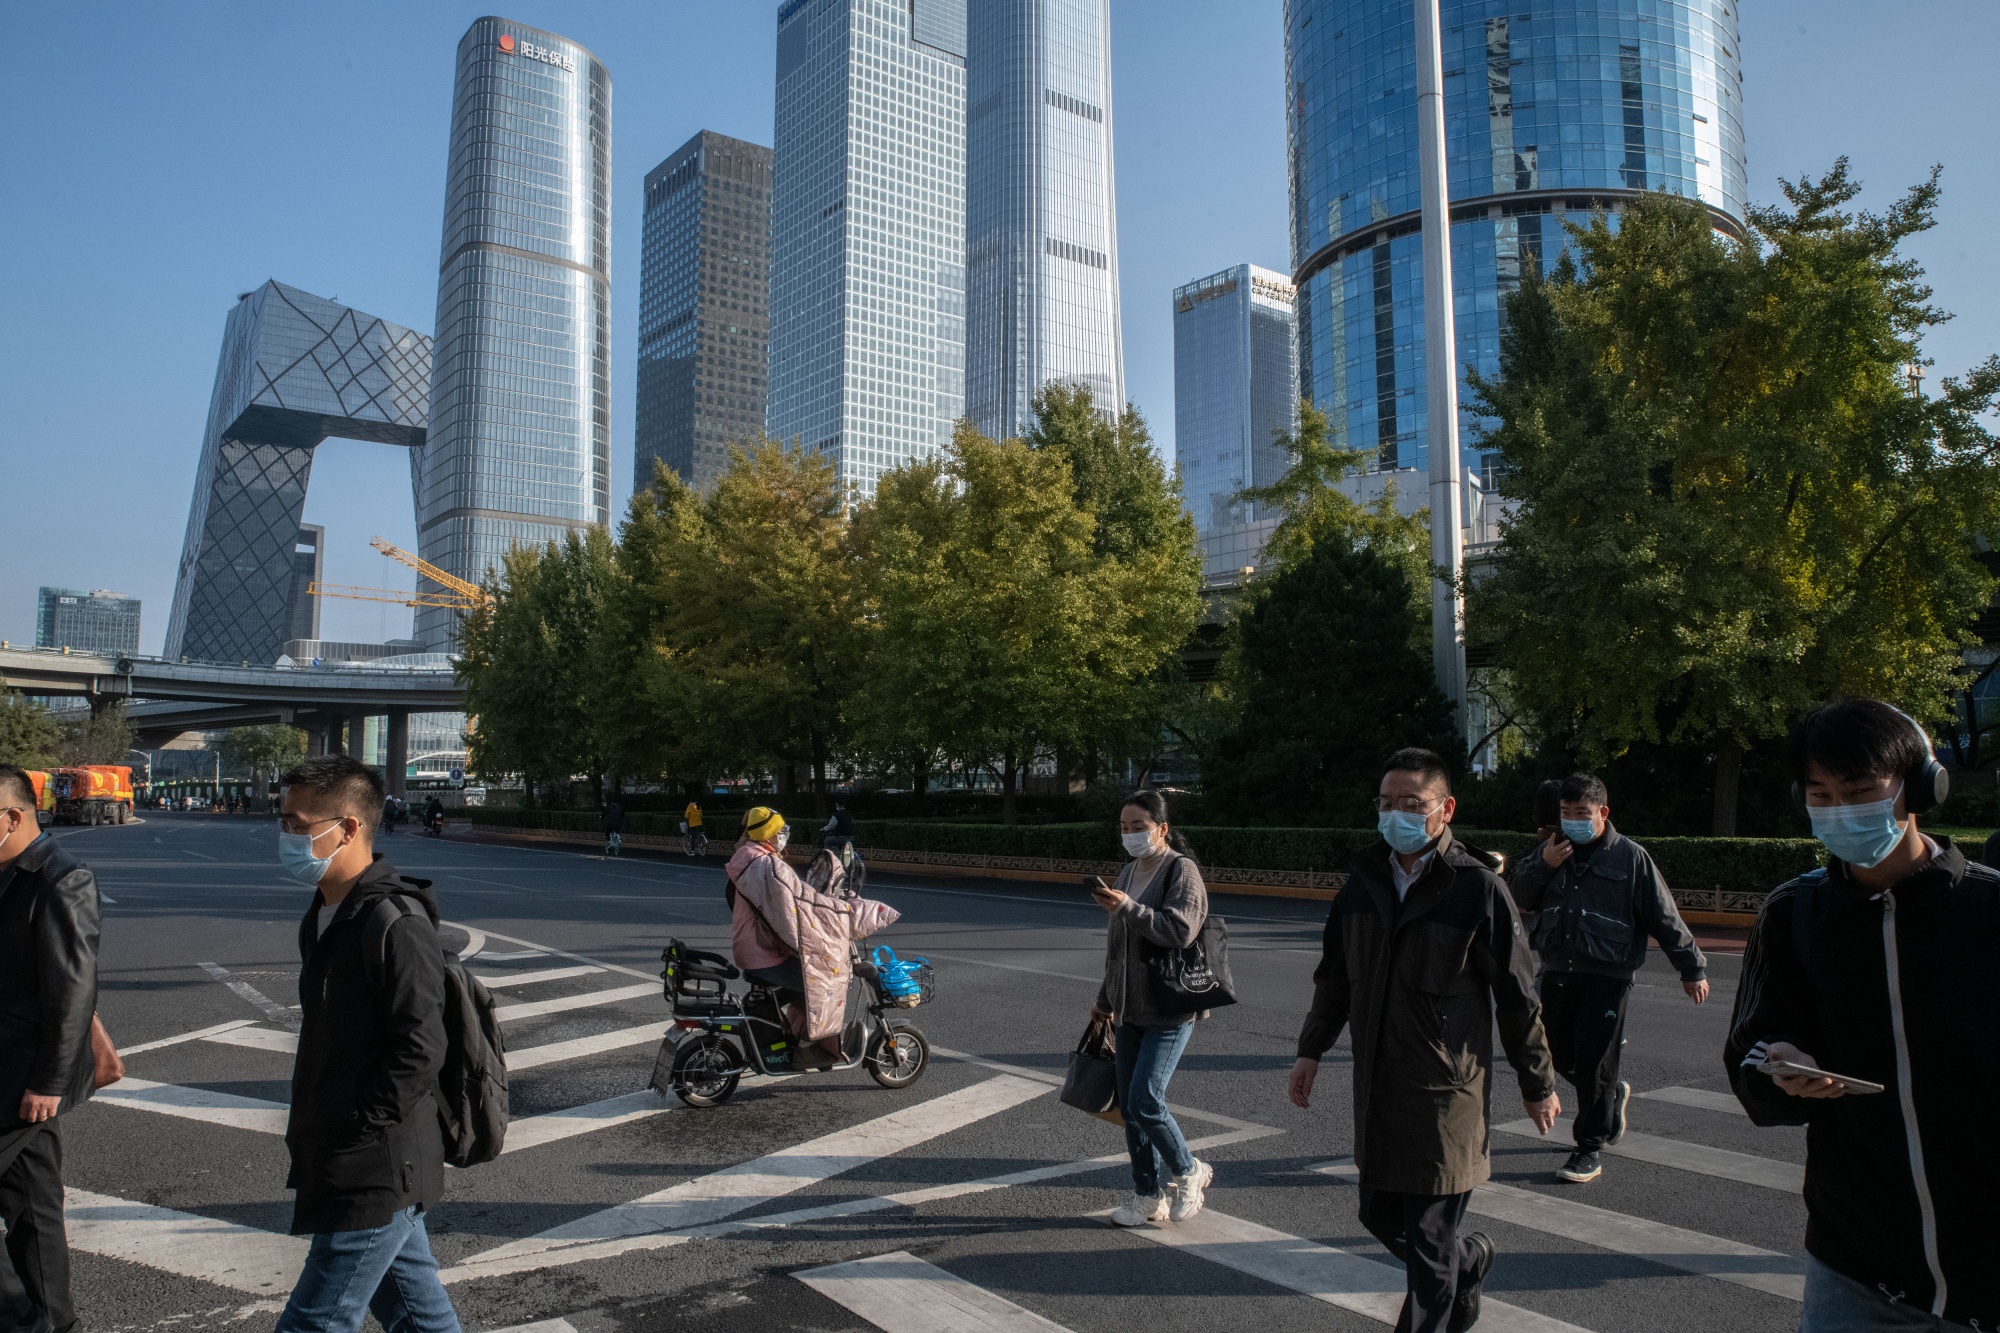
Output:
[307, 582, 478, 611]
[370, 536, 490, 605]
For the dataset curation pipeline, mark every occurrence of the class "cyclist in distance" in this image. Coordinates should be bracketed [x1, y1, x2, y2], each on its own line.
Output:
[683, 793, 708, 858]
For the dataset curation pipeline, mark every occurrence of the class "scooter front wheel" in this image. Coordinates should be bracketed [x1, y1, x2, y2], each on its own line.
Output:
[866, 1025, 929, 1089]
[670, 1035, 743, 1106]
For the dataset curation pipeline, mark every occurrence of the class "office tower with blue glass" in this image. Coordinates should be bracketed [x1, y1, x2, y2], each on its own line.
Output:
[964, 0, 1123, 438]
[37, 588, 141, 656]
[769, 0, 967, 498]
[418, 16, 612, 647]
[1285, 0, 1747, 487]
[1173, 265, 1298, 579]
[635, 132, 773, 495]
[165, 282, 431, 665]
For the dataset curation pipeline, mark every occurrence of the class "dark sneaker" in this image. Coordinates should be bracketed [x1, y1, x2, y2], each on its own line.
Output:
[1449, 1230, 1495, 1333]
[1606, 1080, 1632, 1146]
[1556, 1150, 1602, 1183]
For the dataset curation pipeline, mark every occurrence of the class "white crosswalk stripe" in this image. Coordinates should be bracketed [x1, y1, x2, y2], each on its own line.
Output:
[64, 1187, 306, 1296]
[1493, 1115, 1803, 1192]
[797, 1251, 1075, 1332]
[115, 1019, 257, 1056]
[472, 964, 605, 988]
[1310, 1159, 1804, 1301]
[94, 1076, 289, 1135]
[493, 982, 659, 1022]
[1637, 1085, 1749, 1116]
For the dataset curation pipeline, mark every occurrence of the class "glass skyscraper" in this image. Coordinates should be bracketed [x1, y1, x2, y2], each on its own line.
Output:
[769, 0, 967, 499]
[1286, 0, 1746, 484]
[964, 0, 1123, 439]
[635, 131, 772, 495]
[1173, 265, 1299, 580]
[418, 16, 612, 647]
[37, 588, 141, 656]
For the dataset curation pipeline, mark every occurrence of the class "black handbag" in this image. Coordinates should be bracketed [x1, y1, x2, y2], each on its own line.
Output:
[1059, 1017, 1122, 1124]
[1146, 871, 1238, 1016]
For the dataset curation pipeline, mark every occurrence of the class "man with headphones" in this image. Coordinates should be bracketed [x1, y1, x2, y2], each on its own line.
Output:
[1725, 697, 1998, 1332]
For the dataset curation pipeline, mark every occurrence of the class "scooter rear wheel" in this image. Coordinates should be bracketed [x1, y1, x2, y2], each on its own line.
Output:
[866, 1025, 929, 1088]
[670, 1035, 743, 1106]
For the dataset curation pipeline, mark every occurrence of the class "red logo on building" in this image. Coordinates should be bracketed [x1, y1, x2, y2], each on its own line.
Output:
[498, 33, 516, 53]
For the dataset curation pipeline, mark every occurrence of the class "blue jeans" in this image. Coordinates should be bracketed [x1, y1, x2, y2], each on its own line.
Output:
[275, 1206, 460, 1333]
[1800, 1256, 1976, 1333]
[1114, 1021, 1195, 1195]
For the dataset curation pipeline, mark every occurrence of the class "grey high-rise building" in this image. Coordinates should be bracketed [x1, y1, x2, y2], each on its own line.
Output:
[965, 0, 1123, 439]
[37, 588, 141, 656]
[417, 16, 611, 647]
[1286, 0, 1747, 486]
[1174, 265, 1299, 580]
[635, 131, 772, 494]
[165, 281, 430, 665]
[769, 0, 967, 499]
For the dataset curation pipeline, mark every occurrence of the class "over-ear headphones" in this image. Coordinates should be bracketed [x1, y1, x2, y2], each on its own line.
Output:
[1791, 705, 1949, 812]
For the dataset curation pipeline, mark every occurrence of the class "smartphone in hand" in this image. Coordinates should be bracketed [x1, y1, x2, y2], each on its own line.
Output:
[1085, 875, 1110, 893]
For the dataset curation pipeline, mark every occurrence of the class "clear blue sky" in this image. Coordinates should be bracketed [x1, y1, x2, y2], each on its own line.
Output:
[2, 1, 1994, 654]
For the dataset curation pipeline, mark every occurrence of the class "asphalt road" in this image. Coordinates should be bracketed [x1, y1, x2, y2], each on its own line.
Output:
[54, 813, 1804, 1332]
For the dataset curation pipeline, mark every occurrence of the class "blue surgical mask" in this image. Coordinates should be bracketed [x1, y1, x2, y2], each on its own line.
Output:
[278, 826, 339, 887]
[1807, 789, 1907, 869]
[1378, 809, 1436, 856]
[1559, 817, 1599, 844]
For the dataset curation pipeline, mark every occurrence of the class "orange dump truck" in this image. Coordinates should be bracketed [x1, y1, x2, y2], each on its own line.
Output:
[25, 771, 57, 827]
[52, 765, 134, 825]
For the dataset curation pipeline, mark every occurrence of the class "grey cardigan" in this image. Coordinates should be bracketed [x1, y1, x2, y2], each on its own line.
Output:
[1095, 854, 1209, 1027]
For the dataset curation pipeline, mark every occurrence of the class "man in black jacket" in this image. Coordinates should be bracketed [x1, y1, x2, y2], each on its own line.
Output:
[1726, 698, 1998, 1332]
[1513, 772, 1708, 1185]
[1289, 749, 1560, 1333]
[273, 756, 460, 1333]
[0, 764, 100, 1333]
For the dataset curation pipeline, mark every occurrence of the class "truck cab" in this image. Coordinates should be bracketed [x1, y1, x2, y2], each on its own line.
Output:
[52, 765, 134, 826]
[25, 771, 56, 827]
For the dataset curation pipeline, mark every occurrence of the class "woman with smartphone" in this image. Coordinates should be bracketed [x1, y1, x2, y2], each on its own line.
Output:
[1091, 790, 1212, 1227]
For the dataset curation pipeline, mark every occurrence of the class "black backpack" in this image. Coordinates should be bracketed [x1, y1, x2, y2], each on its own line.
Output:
[364, 896, 510, 1167]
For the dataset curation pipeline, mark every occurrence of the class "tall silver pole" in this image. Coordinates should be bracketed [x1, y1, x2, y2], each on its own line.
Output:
[1414, 0, 1467, 719]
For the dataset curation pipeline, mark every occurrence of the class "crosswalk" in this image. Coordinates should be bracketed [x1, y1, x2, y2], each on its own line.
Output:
[81, 914, 1811, 1333]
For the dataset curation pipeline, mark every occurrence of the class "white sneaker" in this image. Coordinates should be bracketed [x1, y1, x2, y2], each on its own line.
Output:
[1109, 1192, 1168, 1227]
[1168, 1159, 1213, 1223]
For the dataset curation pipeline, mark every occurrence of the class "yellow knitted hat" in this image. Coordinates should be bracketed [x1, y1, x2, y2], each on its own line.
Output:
[742, 806, 785, 842]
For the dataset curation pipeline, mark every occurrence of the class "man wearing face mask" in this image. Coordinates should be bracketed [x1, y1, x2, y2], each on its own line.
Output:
[1289, 749, 1559, 1333]
[1511, 773, 1708, 1185]
[272, 756, 459, 1333]
[1726, 699, 1999, 1333]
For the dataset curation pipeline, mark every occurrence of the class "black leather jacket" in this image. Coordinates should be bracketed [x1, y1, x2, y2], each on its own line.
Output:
[0, 834, 102, 1127]
[1511, 823, 1706, 982]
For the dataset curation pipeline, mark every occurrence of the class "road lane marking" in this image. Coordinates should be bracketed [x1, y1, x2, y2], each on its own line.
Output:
[473, 948, 548, 962]
[94, 1077, 289, 1135]
[443, 920, 658, 982]
[443, 1074, 1051, 1281]
[64, 1188, 306, 1296]
[1494, 1117, 1802, 1193]
[930, 1044, 1271, 1133]
[1636, 1086, 1747, 1116]
[506, 1022, 665, 1071]
[501, 1090, 678, 1153]
[474, 964, 605, 988]
[797, 1251, 1074, 1332]
[206, 1026, 303, 1054]
[197, 962, 298, 1028]
[1310, 1158, 1803, 1301]
[116, 1019, 258, 1056]
[1127, 1206, 1595, 1332]
[493, 982, 658, 1023]
[486, 1322, 581, 1333]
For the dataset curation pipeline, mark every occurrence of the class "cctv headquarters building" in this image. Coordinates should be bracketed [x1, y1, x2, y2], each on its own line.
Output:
[1285, 0, 1747, 485]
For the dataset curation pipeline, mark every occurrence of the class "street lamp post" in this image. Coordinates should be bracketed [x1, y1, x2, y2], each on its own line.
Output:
[1414, 0, 1468, 721]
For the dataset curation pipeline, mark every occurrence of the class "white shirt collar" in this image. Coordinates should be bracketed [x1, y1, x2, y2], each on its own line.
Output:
[1391, 848, 1436, 902]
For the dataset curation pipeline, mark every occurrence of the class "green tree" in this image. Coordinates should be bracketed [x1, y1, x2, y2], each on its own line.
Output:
[57, 702, 135, 768]
[219, 724, 306, 794]
[0, 693, 62, 768]
[1203, 530, 1463, 825]
[1469, 167, 2000, 832]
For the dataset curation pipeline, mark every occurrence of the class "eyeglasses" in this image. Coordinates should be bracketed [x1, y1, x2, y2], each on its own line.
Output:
[1374, 796, 1445, 815]
[277, 814, 343, 836]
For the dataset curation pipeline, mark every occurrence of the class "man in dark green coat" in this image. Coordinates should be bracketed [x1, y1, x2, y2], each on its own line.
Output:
[1289, 748, 1560, 1333]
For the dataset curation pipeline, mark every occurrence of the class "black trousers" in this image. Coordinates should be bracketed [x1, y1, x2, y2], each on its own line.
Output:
[0, 1119, 72, 1333]
[1358, 1187, 1476, 1333]
[1539, 971, 1632, 1152]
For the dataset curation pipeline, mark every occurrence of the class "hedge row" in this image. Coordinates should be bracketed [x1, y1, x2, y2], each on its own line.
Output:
[462, 808, 1822, 892]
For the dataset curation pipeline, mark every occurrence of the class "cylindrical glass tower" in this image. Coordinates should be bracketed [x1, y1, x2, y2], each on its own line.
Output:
[417, 15, 611, 647]
[1286, 0, 1746, 483]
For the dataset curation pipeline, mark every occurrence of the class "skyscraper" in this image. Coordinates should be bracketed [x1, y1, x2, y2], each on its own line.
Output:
[635, 131, 773, 495]
[37, 588, 141, 656]
[769, 0, 967, 499]
[1285, 0, 1746, 484]
[418, 16, 612, 647]
[965, 0, 1123, 439]
[283, 524, 325, 645]
[1173, 265, 1298, 579]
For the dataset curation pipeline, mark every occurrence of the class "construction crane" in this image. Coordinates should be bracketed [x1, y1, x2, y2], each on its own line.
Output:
[306, 536, 492, 613]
